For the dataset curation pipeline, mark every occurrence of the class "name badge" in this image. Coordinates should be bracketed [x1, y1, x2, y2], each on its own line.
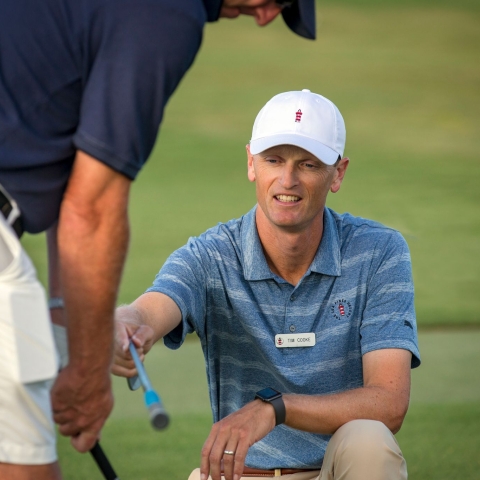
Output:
[275, 333, 316, 348]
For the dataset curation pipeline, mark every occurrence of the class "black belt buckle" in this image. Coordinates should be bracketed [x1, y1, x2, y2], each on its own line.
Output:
[0, 184, 24, 238]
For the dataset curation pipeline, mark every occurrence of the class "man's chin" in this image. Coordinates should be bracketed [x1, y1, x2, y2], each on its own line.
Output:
[270, 217, 306, 232]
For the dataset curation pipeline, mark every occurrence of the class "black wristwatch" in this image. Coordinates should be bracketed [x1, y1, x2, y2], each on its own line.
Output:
[255, 387, 286, 426]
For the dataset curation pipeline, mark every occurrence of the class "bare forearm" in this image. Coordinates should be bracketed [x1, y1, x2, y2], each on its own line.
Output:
[283, 349, 412, 435]
[284, 385, 409, 435]
[58, 200, 129, 373]
[112, 294, 181, 377]
[49, 151, 130, 452]
[117, 292, 182, 344]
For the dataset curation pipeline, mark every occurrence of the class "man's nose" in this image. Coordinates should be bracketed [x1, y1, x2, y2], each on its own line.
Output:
[278, 165, 298, 188]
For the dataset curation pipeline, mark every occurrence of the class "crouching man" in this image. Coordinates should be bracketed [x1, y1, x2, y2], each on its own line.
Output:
[113, 89, 420, 480]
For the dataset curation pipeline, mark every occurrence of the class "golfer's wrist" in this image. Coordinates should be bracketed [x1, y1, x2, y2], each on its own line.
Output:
[68, 353, 113, 376]
[254, 398, 278, 429]
[68, 336, 114, 372]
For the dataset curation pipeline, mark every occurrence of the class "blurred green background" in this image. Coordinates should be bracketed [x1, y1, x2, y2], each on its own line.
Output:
[22, 0, 480, 478]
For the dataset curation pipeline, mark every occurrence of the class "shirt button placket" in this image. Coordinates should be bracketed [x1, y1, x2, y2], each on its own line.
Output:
[286, 289, 296, 338]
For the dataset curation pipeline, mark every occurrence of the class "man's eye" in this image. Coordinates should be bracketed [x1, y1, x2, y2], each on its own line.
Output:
[304, 163, 316, 168]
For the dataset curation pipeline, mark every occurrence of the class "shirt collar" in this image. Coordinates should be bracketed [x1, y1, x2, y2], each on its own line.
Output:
[309, 207, 342, 277]
[241, 206, 342, 281]
[241, 206, 274, 281]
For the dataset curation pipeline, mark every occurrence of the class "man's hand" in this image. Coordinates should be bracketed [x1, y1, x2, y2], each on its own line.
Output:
[51, 364, 113, 453]
[112, 309, 156, 378]
[200, 400, 276, 480]
[111, 295, 183, 377]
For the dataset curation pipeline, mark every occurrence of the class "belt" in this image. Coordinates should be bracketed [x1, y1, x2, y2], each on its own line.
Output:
[222, 467, 320, 477]
[0, 184, 23, 238]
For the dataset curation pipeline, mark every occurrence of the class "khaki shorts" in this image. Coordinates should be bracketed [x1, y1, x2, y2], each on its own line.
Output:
[0, 375, 57, 464]
[0, 215, 58, 464]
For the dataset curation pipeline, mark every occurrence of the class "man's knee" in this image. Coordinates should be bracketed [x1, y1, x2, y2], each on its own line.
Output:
[334, 419, 395, 456]
[0, 461, 62, 480]
[322, 420, 407, 480]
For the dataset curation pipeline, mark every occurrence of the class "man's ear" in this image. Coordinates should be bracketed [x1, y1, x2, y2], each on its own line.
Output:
[330, 157, 349, 193]
[246, 144, 256, 182]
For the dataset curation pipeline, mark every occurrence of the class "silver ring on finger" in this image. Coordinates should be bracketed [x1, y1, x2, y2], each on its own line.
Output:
[224, 450, 235, 455]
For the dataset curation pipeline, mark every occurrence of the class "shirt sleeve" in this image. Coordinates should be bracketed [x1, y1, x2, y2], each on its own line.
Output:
[360, 230, 421, 368]
[73, 0, 204, 178]
[145, 235, 212, 348]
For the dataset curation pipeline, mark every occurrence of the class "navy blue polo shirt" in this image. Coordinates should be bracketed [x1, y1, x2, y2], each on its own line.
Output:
[147, 206, 420, 469]
[0, 0, 221, 233]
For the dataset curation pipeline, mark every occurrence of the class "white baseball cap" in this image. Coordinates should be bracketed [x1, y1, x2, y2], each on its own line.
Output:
[249, 89, 346, 165]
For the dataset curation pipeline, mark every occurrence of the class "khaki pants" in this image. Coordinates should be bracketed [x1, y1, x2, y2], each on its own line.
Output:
[189, 419, 407, 480]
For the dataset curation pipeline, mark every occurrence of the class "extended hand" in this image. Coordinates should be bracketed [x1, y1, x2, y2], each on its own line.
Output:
[111, 310, 155, 378]
[51, 364, 113, 453]
[200, 400, 276, 480]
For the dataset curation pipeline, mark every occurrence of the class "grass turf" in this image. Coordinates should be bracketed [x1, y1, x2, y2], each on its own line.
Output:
[57, 331, 480, 479]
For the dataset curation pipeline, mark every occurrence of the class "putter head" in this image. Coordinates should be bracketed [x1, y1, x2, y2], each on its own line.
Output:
[150, 404, 170, 430]
[127, 375, 141, 391]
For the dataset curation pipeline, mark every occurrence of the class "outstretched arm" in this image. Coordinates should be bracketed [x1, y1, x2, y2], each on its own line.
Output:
[112, 292, 182, 378]
[202, 348, 412, 480]
[50, 150, 131, 453]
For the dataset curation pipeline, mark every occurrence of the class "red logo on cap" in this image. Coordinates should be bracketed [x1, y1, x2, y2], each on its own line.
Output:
[295, 109, 303, 123]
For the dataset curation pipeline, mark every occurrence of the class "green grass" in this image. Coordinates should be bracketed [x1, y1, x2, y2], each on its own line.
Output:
[397, 403, 480, 480]
[57, 331, 480, 479]
[22, 2, 480, 327]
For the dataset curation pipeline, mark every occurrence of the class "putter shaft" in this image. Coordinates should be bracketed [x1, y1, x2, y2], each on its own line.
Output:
[129, 341, 170, 430]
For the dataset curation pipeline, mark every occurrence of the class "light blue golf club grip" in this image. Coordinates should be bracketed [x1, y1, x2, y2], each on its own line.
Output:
[128, 342, 170, 430]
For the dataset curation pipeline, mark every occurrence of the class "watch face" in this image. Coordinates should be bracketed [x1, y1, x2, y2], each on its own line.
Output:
[256, 387, 281, 400]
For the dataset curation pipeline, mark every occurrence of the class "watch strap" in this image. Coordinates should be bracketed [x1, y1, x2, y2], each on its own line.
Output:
[270, 395, 286, 426]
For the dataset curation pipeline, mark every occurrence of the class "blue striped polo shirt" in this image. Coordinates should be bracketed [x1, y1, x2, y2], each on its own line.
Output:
[147, 206, 420, 469]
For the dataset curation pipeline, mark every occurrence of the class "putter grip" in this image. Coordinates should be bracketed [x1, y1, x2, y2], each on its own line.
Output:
[145, 390, 170, 430]
[90, 442, 120, 480]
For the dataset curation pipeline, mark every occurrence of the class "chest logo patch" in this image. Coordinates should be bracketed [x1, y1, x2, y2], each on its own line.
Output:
[331, 299, 353, 320]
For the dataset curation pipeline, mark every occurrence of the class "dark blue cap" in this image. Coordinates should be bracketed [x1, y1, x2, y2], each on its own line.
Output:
[281, 0, 316, 40]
